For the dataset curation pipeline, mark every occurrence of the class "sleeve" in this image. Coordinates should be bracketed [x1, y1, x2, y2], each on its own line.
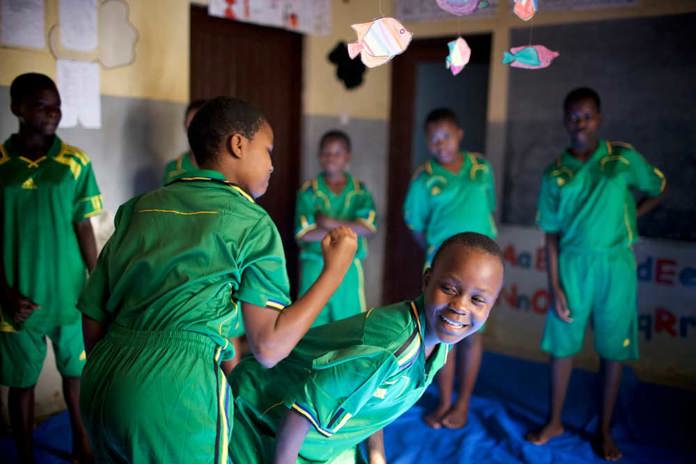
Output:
[353, 184, 378, 233]
[626, 148, 666, 197]
[73, 159, 103, 222]
[536, 171, 561, 233]
[287, 346, 396, 437]
[294, 185, 318, 240]
[236, 215, 291, 311]
[403, 176, 428, 233]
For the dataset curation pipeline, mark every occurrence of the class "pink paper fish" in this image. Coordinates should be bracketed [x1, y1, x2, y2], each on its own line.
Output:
[514, 0, 538, 21]
[436, 0, 483, 16]
[503, 45, 559, 69]
[446, 37, 471, 76]
[348, 17, 413, 68]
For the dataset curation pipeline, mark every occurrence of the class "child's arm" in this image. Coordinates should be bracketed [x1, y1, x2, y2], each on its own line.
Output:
[74, 219, 98, 272]
[545, 233, 572, 323]
[273, 408, 312, 464]
[367, 430, 387, 464]
[82, 315, 106, 355]
[0, 217, 39, 323]
[243, 226, 357, 368]
[315, 214, 375, 237]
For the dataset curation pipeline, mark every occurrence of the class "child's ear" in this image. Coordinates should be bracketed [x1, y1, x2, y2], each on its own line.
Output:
[10, 102, 21, 118]
[422, 267, 432, 291]
[456, 127, 464, 141]
[227, 133, 246, 159]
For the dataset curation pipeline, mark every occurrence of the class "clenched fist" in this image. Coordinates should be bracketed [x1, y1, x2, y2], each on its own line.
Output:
[320, 226, 358, 274]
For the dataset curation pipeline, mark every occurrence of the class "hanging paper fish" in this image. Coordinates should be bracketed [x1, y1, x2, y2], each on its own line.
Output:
[436, 0, 482, 16]
[446, 37, 471, 76]
[348, 18, 413, 68]
[513, 0, 538, 21]
[503, 45, 559, 69]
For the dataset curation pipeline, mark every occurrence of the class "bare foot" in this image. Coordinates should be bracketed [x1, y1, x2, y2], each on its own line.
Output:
[440, 401, 469, 429]
[594, 433, 622, 461]
[525, 422, 565, 445]
[423, 403, 450, 429]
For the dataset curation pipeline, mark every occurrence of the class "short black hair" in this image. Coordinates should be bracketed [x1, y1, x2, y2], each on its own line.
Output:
[431, 232, 503, 270]
[187, 96, 266, 165]
[563, 87, 601, 113]
[319, 129, 351, 153]
[10, 73, 58, 106]
[424, 108, 460, 130]
[185, 99, 207, 118]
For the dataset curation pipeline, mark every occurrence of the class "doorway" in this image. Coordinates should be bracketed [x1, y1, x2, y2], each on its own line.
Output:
[383, 34, 492, 303]
[190, 5, 303, 293]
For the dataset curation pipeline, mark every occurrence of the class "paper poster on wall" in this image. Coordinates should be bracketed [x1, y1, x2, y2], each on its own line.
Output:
[396, 0, 498, 22]
[59, 0, 98, 51]
[0, 0, 45, 49]
[208, 0, 331, 36]
[57, 60, 101, 129]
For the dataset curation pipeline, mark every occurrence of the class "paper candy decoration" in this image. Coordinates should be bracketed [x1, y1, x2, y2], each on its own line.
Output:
[514, 0, 538, 21]
[436, 0, 483, 16]
[446, 37, 472, 76]
[348, 17, 413, 68]
[503, 45, 559, 69]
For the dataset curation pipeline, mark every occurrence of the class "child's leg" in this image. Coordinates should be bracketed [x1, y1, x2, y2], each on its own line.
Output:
[440, 331, 483, 428]
[62, 377, 92, 463]
[423, 348, 455, 428]
[8, 386, 35, 463]
[594, 359, 623, 461]
[527, 355, 574, 444]
[50, 321, 91, 461]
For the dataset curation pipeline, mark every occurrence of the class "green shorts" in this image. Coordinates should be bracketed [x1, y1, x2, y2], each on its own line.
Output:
[0, 319, 85, 387]
[299, 257, 366, 327]
[81, 327, 231, 463]
[541, 248, 638, 361]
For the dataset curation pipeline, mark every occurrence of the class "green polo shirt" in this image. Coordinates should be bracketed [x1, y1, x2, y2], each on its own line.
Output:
[294, 173, 377, 260]
[537, 140, 666, 252]
[404, 152, 497, 264]
[230, 296, 449, 463]
[0, 135, 102, 331]
[78, 168, 290, 358]
[162, 151, 196, 185]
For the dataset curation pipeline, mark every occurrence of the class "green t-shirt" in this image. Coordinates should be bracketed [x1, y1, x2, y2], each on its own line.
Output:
[0, 135, 102, 331]
[78, 169, 290, 358]
[162, 151, 196, 185]
[230, 296, 449, 463]
[404, 152, 497, 264]
[536, 140, 666, 252]
[294, 173, 377, 261]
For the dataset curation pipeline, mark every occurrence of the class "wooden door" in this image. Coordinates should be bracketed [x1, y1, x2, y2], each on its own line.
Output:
[383, 35, 491, 303]
[190, 6, 302, 294]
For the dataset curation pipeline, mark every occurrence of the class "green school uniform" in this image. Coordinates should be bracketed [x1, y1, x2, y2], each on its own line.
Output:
[295, 174, 377, 326]
[162, 151, 196, 185]
[537, 140, 666, 360]
[0, 135, 102, 387]
[230, 296, 449, 464]
[404, 152, 497, 266]
[78, 169, 290, 463]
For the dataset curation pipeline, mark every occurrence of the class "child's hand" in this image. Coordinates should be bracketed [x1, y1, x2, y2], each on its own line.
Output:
[321, 226, 358, 272]
[552, 287, 573, 323]
[0, 287, 39, 324]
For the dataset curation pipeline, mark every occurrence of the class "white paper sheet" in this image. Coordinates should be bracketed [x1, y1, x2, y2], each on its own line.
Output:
[57, 59, 101, 129]
[0, 0, 45, 49]
[208, 0, 331, 36]
[59, 0, 98, 51]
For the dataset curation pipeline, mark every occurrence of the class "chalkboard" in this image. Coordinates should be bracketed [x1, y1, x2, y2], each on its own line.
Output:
[501, 13, 696, 242]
